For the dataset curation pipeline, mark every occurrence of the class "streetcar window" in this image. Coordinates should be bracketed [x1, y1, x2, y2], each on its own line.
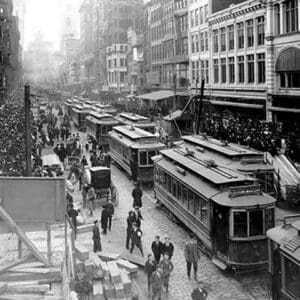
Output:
[249, 210, 263, 236]
[188, 190, 194, 213]
[284, 258, 300, 298]
[139, 151, 147, 166]
[201, 200, 208, 224]
[177, 183, 182, 201]
[194, 194, 201, 218]
[166, 174, 171, 193]
[148, 151, 155, 166]
[233, 212, 248, 237]
[182, 187, 188, 208]
[265, 208, 274, 231]
[172, 178, 177, 198]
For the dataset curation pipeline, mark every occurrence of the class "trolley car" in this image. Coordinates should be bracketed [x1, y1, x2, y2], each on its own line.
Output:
[115, 112, 156, 134]
[109, 126, 165, 183]
[86, 111, 119, 150]
[267, 215, 300, 300]
[153, 146, 276, 269]
[70, 104, 93, 131]
[64, 98, 80, 115]
[180, 135, 275, 194]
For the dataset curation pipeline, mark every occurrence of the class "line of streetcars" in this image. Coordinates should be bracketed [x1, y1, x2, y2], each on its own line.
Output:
[64, 97, 298, 299]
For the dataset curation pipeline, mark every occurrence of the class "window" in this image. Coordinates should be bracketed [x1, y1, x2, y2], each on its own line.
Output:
[238, 56, 245, 83]
[275, 4, 280, 34]
[257, 53, 265, 83]
[265, 208, 274, 231]
[205, 60, 209, 84]
[172, 178, 177, 198]
[247, 54, 254, 83]
[120, 58, 125, 66]
[284, 259, 300, 298]
[200, 61, 205, 80]
[228, 57, 235, 83]
[221, 58, 226, 83]
[228, 25, 234, 50]
[204, 31, 208, 51]
[237, 22, 244, 49]
[191, 35, 195, 53]
[195, 9, 199, 26]
[285, 0, 298, 33]
[190, 10, 194, 28]
[195, 34, 199, 52]
[182, 186, 188, 208]
[204, 5, 208, 22]
[200, 7, 203, 24]
[177, 183, 182, 201]
[200, 32, 204, 52]
[256, 16, 265, 45]
[246, 20, 254, 47]
[220, 27, 226, 52]
[213, 30, 218, 52]
[139, 151, 147, 166]
[213, 59, 219, 83]
[188, 191, 194, 212]
[233, 211, 247, 237]
[279, 72, 300, 87]
[249, 210, 263, 236]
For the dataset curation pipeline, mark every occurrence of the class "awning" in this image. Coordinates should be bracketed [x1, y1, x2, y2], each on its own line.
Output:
[268, 106, 300, 113]
[138, 90, 174, 101]
[276, 47, 300, 72]
[210, 100, 264, 109]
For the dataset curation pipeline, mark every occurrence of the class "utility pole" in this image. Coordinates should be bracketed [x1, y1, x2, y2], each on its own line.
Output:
[173, 73, 177, 111]
[196, 79, 205, 135]
[24, 85, 32, 176]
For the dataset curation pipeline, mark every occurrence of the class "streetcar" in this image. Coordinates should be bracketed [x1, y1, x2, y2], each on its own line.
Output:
[86, 111, 119, 150]
[64, 98, 80, 115]
[94, 103, 118, 116]
[70, 104, 93, 131]
[153, 146, 276, 269]
[267, 215, 300, 300]
[115, 112, 156, 134]
[180, 135, 275, 194]
[109, 126, 165, 184]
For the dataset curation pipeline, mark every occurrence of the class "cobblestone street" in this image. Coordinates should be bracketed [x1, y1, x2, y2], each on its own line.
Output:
[110, 163, 264, 300]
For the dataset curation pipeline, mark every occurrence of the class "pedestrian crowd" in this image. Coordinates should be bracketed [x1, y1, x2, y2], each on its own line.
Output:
[202, 112, 300, 162]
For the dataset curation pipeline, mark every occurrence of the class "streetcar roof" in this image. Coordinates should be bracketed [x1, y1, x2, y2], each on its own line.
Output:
[95, 103, 113, 109]
[160, 148, 254, 185]
[86, 115, 118, 125]
[90, 166, 110, 172]
[183, 135, 264, 158]
[89, 111, 114, 119]
[267, 222, 300, 260]
[118, 112, 150, 122]
[212, 191, 276, 208]
[113, 125, 156, 140]
[175, 140, 274, 172]
[109, 130, 164, 149]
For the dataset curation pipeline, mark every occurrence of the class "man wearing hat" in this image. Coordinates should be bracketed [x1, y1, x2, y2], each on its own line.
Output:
[92, 220, 102, 252]
[132, 182, 143, 208]
[130, 222, 144, 256]
[132, 206, 143, 228]
[184, 234, 201, 279]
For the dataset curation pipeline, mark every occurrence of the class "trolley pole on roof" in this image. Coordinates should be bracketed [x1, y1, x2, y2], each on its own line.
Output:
[196, 79, 205, 135]
[24, 85, 32, 176]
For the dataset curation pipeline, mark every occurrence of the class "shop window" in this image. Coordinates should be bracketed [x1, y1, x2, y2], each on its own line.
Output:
[233, 211, 247, 237]
[284, 258, 300, 298]
[249, 210, 263, 236]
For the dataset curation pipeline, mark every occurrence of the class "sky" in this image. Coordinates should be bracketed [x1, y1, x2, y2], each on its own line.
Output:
[20, 0, 81, 51]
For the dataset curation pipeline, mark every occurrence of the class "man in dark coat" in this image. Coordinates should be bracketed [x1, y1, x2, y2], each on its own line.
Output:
[67, 203, 79, 233]
[145, 254, 156, 294]
[184, 234, 201, 279]
[132, 182, 143, 208]
[101, 205, 110, 234]
[132, 207, 143, 228]
[151, 235, 163, 264]
[162, 235, 174, 260]
[130, 223, 144, 256]
[92, 220, 102, 252]
[150, 266, 163, 300]
[126, 211, 135, 249]
[106, 200, 114, 231]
